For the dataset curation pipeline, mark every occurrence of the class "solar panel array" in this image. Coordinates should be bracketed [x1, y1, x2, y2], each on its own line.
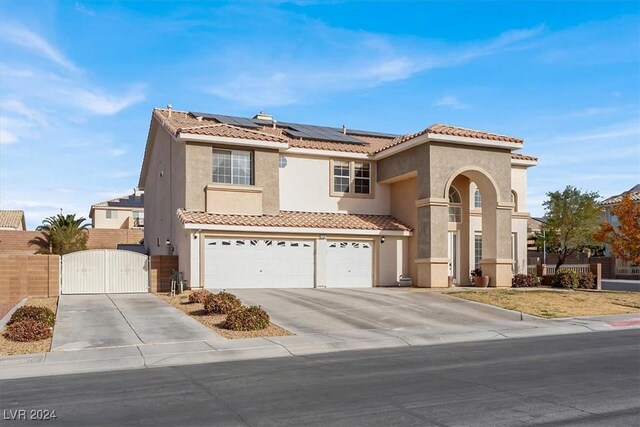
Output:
[279, 122, 364, 144]
[188, 112, 398, 144]
[189, 112, 260, 128]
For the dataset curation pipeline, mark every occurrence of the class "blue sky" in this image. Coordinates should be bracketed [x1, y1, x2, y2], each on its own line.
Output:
[1, 1, 638, 229]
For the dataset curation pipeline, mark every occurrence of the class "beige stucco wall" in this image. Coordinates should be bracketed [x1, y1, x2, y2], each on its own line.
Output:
[389, 177, 418, 281]
[379, 236, 408, 285]
[144, 123, 186, 256]
[185, 144, 279, 215]
[279, 154, 391, 214]
[380, 141, 515, 287]
[92, 208, 144, 229]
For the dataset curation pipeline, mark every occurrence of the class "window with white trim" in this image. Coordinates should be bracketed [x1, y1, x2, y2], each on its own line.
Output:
[106, 209, 117, 219]
[448, 186, 462, 223]
[474, 233, 482, 269]
[212, 149, 253, 185]
[474, 188, 482, 208]
[331, 160, 372, 196]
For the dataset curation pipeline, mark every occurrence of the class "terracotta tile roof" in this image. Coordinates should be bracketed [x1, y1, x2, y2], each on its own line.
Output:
[0, 210, 25, 229]
[599, 184, 640, 206]
[373, 124, 524, 154]
[92, 193, 144, 209]
[153, 109, 524, 155]
[154, 110, 288, 143]
[177, 209, 412, 232]
[511, 153, 538, 161]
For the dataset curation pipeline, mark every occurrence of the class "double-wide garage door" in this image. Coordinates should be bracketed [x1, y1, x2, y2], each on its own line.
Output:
[204, 238, 372, 289]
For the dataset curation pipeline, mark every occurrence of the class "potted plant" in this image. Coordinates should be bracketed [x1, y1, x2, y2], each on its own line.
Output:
[470, 268, 490, 287]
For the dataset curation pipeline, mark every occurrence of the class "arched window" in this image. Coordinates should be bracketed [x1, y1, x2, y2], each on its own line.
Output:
[474, 188, 482, 208]
[511, 190, 518, 211]
[448, 186, 462, 223]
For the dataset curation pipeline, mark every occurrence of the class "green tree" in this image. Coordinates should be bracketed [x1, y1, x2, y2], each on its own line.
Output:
[30, 214, 90, 255]
[535, 186, 600, 269]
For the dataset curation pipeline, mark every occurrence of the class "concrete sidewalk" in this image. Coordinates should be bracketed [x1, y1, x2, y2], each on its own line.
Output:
[2, 308, 639, 380]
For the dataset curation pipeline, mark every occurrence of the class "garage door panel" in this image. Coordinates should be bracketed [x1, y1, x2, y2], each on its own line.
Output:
[205, 238, 314, 289]
[327, 240, 373, 288]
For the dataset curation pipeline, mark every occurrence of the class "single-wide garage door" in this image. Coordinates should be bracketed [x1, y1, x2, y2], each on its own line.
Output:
[61, 249, 149, 294]
[327, 240, 373, 287]
[204, 238, 314, 289]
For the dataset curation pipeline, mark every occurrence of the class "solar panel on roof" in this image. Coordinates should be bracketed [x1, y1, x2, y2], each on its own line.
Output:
[189, 112, 260, 129]
[281, 122, 365, 144]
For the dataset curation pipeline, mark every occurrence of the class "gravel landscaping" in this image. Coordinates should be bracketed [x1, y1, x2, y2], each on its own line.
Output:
[448, 289, 640, 318]
[0, 297, 58, 356]
[156, 291, 293, 339]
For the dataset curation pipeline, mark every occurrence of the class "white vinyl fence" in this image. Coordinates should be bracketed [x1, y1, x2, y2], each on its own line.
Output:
[61, 249, 149, 294]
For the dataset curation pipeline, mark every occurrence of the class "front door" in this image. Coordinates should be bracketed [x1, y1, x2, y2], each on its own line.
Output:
[448, 231, 459, 284]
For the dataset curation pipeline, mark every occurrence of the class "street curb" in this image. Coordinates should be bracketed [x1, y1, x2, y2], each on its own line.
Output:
[437, 292, 543, 321]
[0, 298, 28, 329]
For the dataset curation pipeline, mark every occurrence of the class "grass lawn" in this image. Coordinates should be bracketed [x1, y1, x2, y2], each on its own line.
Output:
[448, 289, 640, 319]
[0, 297, 58, 356]
[156, 291, 292, 339]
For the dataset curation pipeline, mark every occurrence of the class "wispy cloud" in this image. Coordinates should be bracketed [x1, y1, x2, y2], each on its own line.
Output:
[204, 19, 543, 107]
[75, 2, 96, 17]
[108, 148, 127, 157]
[434, 96, 469, 110]
[0, 23, 77, 71]
[557, 120, 640, 142]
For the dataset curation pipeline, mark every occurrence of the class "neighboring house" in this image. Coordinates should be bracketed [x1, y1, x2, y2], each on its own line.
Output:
[90, 189, 145, 229]
[0, 210, 26, 230]
[139, 107, 537, 289]
[598, 184, 640, 274]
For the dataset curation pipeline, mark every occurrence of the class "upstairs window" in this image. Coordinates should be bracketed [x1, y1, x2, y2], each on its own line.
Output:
[331, 160, 373, 196]
[333, 161, 350, 193]
[212, 149, 253, 185]
[106, 209, 117, 219]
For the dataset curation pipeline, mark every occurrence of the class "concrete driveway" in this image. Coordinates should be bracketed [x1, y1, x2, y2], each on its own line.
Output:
[52, 294, 221, 351]
[232, 288, 539, 336]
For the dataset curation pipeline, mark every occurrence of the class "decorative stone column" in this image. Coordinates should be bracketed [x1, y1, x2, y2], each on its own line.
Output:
[415, 199, 449, 287]
[481, 204, 513, 287]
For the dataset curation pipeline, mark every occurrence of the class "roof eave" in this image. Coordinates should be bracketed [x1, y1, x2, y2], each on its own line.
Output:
[176, 133, 289, 150]
[181, 222, 412, 236]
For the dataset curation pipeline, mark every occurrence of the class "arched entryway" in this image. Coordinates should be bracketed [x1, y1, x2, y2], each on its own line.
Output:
[442, 167, 513, 287]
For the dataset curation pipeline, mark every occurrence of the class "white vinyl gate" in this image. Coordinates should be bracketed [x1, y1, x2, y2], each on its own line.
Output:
[61, 249, 149, 294]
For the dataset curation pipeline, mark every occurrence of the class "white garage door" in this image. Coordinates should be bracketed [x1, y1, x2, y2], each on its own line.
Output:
[204, 238, 315, 289]
[327, 240, 373, 288]
[61, 249, 149, 294]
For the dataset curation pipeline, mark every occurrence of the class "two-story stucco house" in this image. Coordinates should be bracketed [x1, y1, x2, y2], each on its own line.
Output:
[139, 107, 537, 289]
[89, 189, 145, 229]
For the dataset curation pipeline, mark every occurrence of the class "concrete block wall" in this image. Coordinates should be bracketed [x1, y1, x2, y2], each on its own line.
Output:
[0, 229, 144, 255]
[0, 255, 60, 304]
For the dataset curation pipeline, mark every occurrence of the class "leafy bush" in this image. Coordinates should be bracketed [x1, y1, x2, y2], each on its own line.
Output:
[222, 305, 270, 331]
[552, 269, 579, 289]
[9, 306, 55, 327]
[512, 273, 540, 288]
[470, 268, 482, 278]
[3, 320, 52, 342]
[188, 290, 211, 304]
[203, 291, 241, 314]
[577, 272, 596, 289]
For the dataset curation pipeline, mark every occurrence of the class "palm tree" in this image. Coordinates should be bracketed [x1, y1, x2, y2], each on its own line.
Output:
[30, 213, 90, 255]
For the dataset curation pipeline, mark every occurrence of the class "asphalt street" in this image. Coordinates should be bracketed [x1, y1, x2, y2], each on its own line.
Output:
[1, 330, 639, 426]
